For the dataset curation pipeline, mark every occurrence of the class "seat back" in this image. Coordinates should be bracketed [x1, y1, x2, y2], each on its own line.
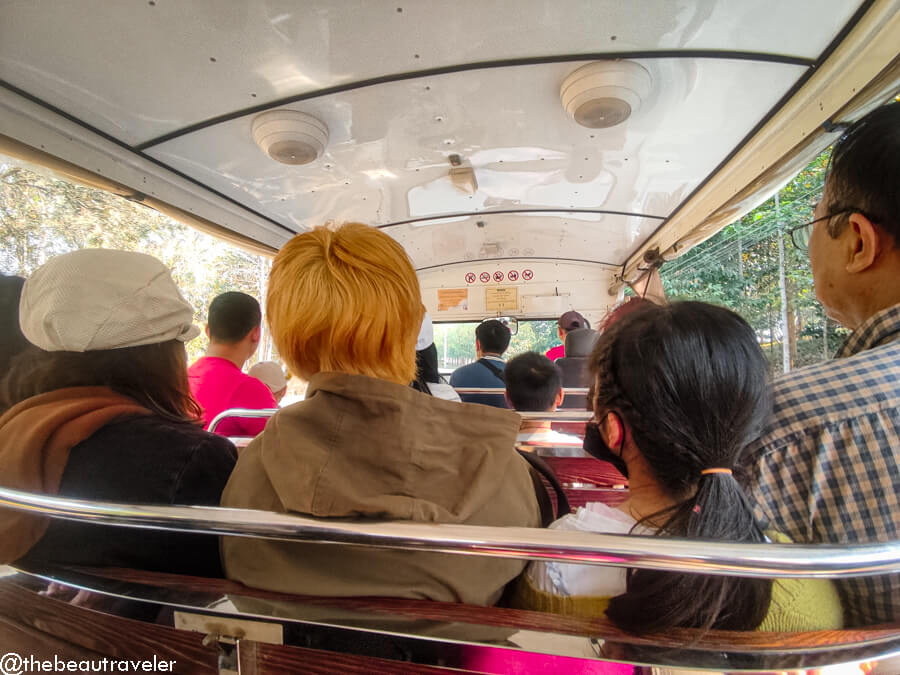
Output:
[556, 328, 599, 396]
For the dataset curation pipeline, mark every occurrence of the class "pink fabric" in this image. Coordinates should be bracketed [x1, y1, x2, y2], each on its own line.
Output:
[545, 344, 566, 361]
[188, 357, 277, 437]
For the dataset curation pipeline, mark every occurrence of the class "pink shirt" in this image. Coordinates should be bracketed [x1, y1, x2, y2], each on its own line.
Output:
[188, 356, 277, 437]
[545, 344, 565, 361]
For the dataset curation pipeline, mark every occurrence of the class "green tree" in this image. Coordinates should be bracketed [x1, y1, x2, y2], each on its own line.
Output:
[1, 159, 272, 363]
[661, 150, 847, 375]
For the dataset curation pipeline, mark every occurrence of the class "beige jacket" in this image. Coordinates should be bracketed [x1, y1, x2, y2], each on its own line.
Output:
[222, 372, 541, 605]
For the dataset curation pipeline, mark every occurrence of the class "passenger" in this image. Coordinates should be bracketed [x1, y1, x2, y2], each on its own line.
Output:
[545, 310, 589, 361]
[740, 103, 900, 627]
[221, 223, 541, 604]
[0, 275, 28, 375]
[247, 361, 288, 404]
[188, 292, 277, 436]
[412, 311, 461, 402]
[505, 352, 582, 449]
[0, 249, 237, 577]
[514, 301, 843, 632]
[448, 319, 510, 407]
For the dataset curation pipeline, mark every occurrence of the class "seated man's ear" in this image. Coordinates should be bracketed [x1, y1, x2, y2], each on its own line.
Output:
[204, 324, 211, 339]
[504, 391, 513, 408]
[554, 388, 565, 409]
[845, 213, 883, 273]
[250, 325, 262, 343]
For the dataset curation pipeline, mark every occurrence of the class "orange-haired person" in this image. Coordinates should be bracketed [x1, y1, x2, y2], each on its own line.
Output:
[221, 223, 541, 604]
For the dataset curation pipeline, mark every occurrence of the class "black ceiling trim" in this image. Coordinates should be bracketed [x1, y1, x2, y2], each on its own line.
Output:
[136, 49, 814, 150]
[415, 256, 618, 273]
[635, 0, 877, 260]
[378, 208, 665, 229]
[0, 79, 296, 237]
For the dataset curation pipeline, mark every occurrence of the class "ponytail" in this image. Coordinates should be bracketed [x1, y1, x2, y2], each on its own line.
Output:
[590, 301, 774, 634]
[606, 472, 772, 633]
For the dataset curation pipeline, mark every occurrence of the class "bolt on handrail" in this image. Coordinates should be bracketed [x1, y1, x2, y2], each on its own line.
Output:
[1, 486, 899, 579]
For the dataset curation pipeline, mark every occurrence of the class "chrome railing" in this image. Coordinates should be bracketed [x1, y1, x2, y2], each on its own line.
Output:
[453, 387, 589, 395]
[208, 407, 592, 433]
[207, 407, 278, 433]
[2, 486, 899, 579]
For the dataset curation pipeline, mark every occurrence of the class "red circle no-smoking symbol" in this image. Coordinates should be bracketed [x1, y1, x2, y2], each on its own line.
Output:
[522, 269, 533, 281]
[479, 272, 491, 283]
[507, 270, 519, 282]
[493, 271, 504, 282]
[465, 272, 476, 284]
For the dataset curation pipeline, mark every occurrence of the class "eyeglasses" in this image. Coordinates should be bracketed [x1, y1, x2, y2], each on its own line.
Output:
[787, 209, 861, 252]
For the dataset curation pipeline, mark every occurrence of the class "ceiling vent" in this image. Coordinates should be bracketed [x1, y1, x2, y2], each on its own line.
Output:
[560, 61, 652, 129]
[251, 110, 328, 165]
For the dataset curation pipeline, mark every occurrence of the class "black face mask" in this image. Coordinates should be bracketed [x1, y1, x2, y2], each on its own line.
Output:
[583, 420, 628, 479]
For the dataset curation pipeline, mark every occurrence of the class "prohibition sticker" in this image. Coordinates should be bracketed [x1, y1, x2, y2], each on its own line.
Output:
[507, 270, 519, 281]
[479, 272, 491, 283]
[493, 271, 504, 282]
[465, 272, 476, 284]
[522, 269, 534, 281]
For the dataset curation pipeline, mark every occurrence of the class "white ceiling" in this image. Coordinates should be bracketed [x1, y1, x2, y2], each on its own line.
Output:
[0, 0, 869, 269]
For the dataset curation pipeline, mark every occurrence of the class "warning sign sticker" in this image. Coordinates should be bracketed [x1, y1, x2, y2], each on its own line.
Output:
[522, 269, 534, 281]
[479, 272, 491, 283]
[465, 272, 476, 284]
[507, 270, 519, 282]
[437, 288, 469, 312]
[485, 287, 518, 311]
[493, 271, 504, 282]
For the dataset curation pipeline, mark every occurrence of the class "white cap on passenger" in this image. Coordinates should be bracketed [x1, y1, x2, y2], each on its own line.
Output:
[19, 248, 200, 352]
[415, 310, 433, 351]
[248, 361, 287, 393]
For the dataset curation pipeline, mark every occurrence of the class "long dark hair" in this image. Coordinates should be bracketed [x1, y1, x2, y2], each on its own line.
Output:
[412, 343, 444, 394]
[1, 340, 201, 423]
[591, 301, 772, 633]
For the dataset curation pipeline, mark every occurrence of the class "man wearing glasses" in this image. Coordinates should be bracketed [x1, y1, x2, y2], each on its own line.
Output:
[741, 103, 900, 628]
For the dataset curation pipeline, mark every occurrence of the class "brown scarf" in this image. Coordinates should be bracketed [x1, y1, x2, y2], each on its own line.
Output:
[0, 386, 149, 563]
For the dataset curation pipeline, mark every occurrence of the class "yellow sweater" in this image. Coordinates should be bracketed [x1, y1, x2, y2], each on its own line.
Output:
[512, 532, 844, 632]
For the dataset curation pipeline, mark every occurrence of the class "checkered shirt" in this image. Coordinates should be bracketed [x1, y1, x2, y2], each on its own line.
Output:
[741, 303, 900, 626]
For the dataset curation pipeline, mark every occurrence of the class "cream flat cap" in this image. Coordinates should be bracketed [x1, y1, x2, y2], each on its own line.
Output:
[248, 360, 288, 393]
[20, 248, 200, 352]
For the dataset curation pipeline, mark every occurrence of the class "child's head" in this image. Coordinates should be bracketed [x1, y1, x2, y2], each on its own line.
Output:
[504, 352, 563, 412]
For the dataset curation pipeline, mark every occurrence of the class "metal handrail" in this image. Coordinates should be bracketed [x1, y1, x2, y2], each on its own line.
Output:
[2, 486, 899, 579]
[454, 387, 589, 395]
[207, 407, 278, 433]
[208, 407, 593, 432]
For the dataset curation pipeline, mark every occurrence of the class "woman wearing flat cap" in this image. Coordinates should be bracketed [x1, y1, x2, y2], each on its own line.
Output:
[0, 249, 236, 577]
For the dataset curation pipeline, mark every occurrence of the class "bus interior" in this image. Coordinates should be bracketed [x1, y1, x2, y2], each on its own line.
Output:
[1, 1, 899, 672]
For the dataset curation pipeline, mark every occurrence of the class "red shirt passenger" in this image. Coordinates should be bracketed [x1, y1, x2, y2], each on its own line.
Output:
[188, 292, 277, 437]
[188, 356, 276, 436]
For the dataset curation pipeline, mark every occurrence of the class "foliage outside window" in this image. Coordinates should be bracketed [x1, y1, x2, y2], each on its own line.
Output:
[660, 150, 848, 375]
[0, 156, 273, 366]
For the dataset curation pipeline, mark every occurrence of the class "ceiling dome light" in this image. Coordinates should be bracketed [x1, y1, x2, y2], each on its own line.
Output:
[251, 110, 328, 165]
[560, 61, 652, 129]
